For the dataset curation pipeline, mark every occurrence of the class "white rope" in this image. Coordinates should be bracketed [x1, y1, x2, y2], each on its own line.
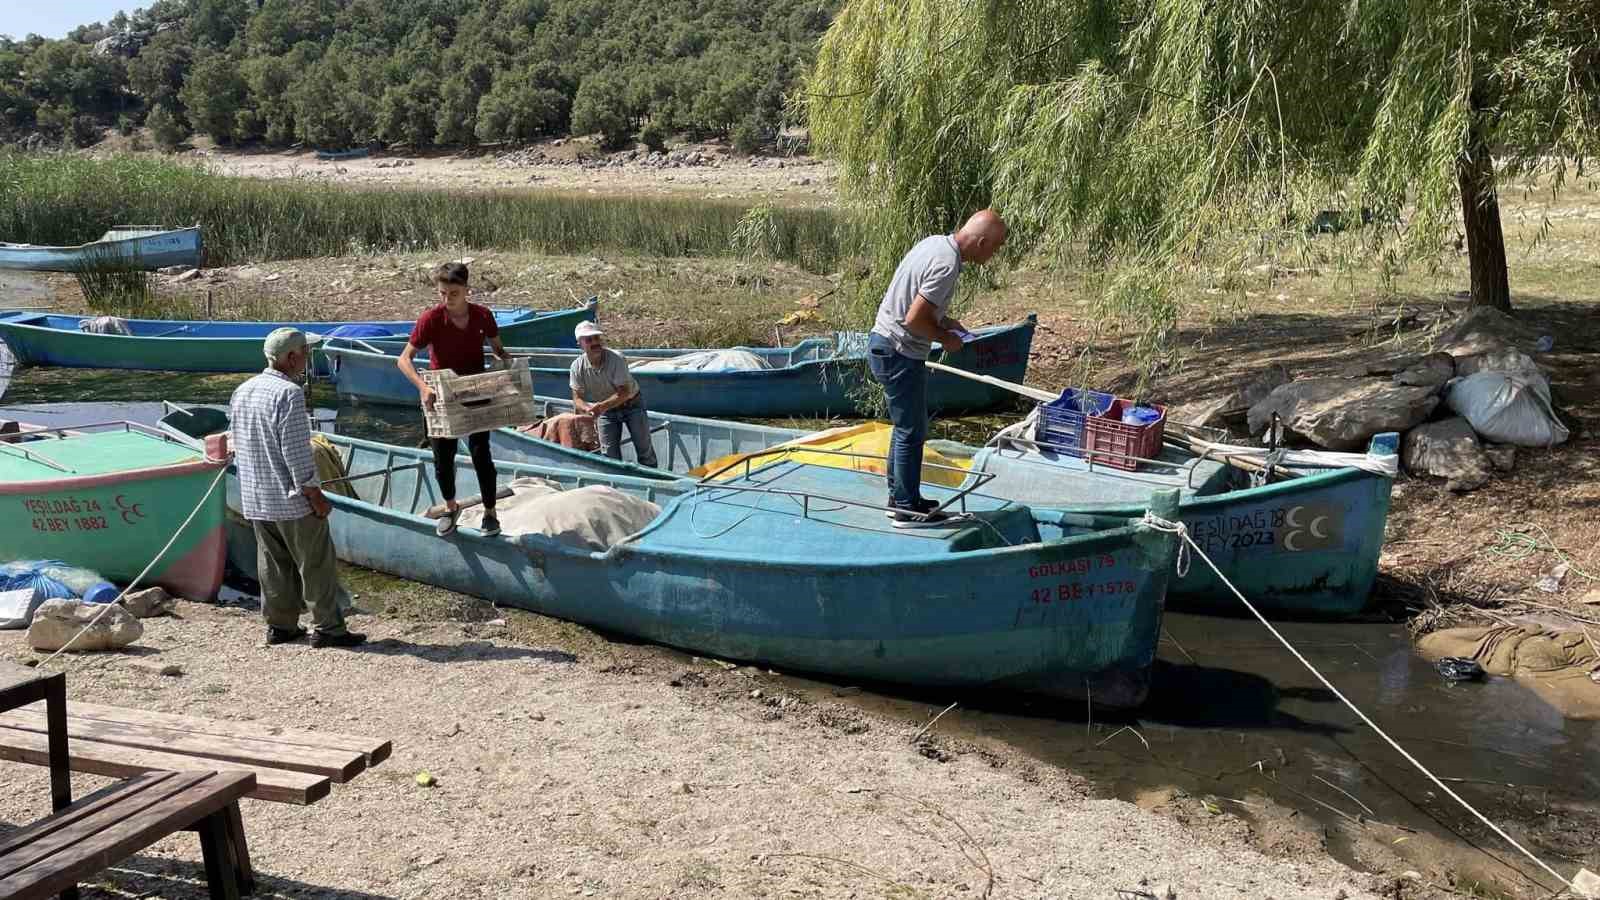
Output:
[38, 463, 230, 667]
[1136, 511, 1574, 891]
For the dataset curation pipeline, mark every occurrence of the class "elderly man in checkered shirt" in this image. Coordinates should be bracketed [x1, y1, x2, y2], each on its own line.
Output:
[229, 328, 366, 649]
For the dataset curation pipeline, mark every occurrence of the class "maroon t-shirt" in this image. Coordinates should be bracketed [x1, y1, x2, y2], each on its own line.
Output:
[409, 303, 499, 375]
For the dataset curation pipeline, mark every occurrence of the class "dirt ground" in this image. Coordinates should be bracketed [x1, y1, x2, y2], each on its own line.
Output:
[0, 602, 1386, 900]
[91, 136, 839, 206]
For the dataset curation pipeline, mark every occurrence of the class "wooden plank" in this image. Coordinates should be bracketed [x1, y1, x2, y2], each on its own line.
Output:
[0, 772, 207, 882]
[22, 701, 390, 766]
[0, 707, 365, 782]
[423, 486, 515, 519]
[0, 725, 327, 805]
[0, 772, 177, 860]
[0, 771, 252, 900]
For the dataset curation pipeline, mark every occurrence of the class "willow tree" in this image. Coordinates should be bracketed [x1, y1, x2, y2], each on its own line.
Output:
[805, 0, 1600, 339]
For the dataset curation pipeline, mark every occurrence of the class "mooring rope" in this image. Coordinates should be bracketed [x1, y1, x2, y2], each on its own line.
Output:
[38, 463, 230, 667]
[1137, 511, 1575, 891]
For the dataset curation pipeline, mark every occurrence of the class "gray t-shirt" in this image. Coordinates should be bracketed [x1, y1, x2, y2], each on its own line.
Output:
[871, 234, 962, 360]
[569, 347, 638, 403]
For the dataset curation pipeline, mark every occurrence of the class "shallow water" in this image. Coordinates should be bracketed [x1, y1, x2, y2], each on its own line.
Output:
[2, 393, 1596, 892]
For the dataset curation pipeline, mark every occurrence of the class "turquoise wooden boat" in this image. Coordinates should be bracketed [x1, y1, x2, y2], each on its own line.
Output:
[0, 301, 597, 374]
[156, 415, 1180, 708]
[0, 421, 228, 601]
[471, 402, 1399, 618]
[0, 226, 203, 272]
[320, 317, 1037, 416]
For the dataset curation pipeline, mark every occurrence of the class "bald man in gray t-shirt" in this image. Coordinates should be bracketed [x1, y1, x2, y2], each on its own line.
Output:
[867, 210, 1008, 526]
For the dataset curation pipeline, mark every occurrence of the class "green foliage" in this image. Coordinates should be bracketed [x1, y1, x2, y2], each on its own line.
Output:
[1, 0, 836, 148]
[145, 104, 189, 150]
[180, 54, 248, 143]
[0, 152, 843, 271]
[806, 0, 1600, 380]
[731, 117, 764, 155]
[571, 73, 633, 150]
[639, 123, 666, 153]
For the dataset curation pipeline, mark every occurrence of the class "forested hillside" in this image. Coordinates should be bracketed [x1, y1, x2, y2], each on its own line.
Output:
[0, 0, 835, 151]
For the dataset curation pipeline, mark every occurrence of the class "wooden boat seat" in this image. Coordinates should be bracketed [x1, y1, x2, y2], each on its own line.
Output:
[0, 769, 255, 900]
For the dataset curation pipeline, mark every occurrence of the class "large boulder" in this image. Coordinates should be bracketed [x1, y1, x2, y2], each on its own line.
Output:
[1248, 378, 1440, 450]
[123, 587, 175, 619]
[1169, 364, 1292, 431]
[26, 599, 143, 652]
[1392, 352, 1455, 389]
[1402, 417, 1493, 492]
[1432, 306, 1544, 357]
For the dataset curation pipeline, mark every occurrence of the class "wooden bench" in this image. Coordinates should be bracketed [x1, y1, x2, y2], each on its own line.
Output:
[0, 701, 391, 806]
[0, 769, 255, 900]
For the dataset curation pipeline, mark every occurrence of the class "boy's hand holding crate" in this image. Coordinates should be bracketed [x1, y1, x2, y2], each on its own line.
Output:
[421, 357, 538, 439]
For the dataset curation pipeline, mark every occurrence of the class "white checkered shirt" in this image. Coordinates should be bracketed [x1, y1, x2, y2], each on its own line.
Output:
[230, 368, 320, 521]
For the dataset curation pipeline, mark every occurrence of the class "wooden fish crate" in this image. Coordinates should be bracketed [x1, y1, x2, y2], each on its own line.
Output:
[421, 358, 538, 439]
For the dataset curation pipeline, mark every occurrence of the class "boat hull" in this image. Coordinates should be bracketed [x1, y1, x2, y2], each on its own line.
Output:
[213, 432, 1175, 708]
[0, 460, 226, 602]
[324, 318, 1037, 416]
[483, 413, 1397, 617]
[0, 227, 203, 272]
[0, 304, 595, 374]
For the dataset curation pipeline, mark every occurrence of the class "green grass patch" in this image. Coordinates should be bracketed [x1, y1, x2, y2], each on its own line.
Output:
[0, 152, 845, 272]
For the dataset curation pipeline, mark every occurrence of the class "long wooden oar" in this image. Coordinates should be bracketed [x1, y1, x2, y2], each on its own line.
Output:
[926, 361, 1057, 403]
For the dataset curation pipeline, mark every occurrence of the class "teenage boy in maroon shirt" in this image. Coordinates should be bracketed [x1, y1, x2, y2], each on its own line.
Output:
[397, 262, 512, 537]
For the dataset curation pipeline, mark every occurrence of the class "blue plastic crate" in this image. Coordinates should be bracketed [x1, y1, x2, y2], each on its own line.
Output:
[1033, 389, 1114, 457]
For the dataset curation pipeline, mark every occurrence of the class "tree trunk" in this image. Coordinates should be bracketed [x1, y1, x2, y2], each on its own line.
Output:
[1456, 138, 1512, 312]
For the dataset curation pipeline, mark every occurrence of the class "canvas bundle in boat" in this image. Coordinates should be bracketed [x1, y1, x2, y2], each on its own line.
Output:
[457, 477, 660, 550]
[629, 349, 771, 373]
[421, 358, 538, 438]
[78, 315, 131, 335]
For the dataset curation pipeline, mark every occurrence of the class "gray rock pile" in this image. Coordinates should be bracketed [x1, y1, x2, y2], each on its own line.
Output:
[1177, 306, 1566, 493]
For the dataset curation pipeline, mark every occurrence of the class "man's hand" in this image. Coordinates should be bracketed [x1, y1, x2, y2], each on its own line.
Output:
[573, 398, 593, 416]
[938, 331, 964, 355]
[420, 387, 437, 409]
[306, 487, 333, 519]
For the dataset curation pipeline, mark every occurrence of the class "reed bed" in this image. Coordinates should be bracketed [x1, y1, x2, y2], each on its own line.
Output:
[0, 152, 844, 271]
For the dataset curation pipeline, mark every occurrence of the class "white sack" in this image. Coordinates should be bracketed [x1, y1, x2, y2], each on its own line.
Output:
[1445, 372, 1569, 448]
[460, 480, 660, 551]
[78, 316, 131, 335]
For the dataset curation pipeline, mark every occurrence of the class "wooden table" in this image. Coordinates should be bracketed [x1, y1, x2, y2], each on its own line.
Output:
[0, 661, 70, 814]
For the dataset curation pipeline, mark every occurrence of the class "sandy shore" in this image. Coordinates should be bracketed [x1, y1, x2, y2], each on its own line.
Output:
[0, 601, 1383, 899]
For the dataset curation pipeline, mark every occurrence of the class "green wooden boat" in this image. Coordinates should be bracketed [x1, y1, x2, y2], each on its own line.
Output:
[0, 422, 229, 601]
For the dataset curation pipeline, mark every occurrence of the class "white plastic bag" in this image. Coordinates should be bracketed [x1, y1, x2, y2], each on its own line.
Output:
[1445, 372, 1569, 447]
[0, 588, 41, 629]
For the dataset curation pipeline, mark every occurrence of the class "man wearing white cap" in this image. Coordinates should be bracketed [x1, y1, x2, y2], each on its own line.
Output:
[229, 327, 365, 649]
[569, 321, 658, 468]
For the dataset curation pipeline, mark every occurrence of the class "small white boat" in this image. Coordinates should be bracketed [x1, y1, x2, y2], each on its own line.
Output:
[0, 226, 203, 272]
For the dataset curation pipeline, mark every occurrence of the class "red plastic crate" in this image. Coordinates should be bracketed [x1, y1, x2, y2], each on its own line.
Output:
[1083, 399, 1166, 471]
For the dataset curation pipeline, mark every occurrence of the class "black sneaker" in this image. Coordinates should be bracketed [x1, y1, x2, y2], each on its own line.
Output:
[266, 625, 306, 645]
[312, 630, 368, 649]
[884, 499, 940, 520]
[435, 509, 459, 537]
[480, 512, 501, 537]
[890, 509, 957, 529]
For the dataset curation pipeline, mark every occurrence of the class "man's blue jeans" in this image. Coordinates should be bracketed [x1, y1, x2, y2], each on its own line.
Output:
[866, 332, 928, 510]
[599, 399, 659, 469]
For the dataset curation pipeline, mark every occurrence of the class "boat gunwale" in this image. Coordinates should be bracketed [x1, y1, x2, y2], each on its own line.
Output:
[0, 225, 201, 254]
[320, 318, 1038, 380]
[317, 431, 1164, 571]
[0, 306, 585, 340]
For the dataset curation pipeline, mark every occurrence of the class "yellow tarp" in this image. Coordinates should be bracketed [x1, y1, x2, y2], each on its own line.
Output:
[687, 422, 973, 487]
